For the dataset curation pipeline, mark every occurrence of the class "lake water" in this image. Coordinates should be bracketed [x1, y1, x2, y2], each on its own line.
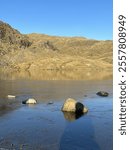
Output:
[0, 78, 113, 150]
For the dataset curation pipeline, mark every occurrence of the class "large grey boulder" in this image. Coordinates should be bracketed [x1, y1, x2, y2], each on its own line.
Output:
[61, 98, 88, 113]
[22, 98, 37, 104]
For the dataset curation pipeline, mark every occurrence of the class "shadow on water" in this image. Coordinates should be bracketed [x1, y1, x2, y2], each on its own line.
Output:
[60, 103, 101, 150]
[59, 114, 101, 150]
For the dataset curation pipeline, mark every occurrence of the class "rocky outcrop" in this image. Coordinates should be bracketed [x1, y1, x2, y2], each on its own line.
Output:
[0, 20, 32, 48]
[44, 41, 58, 51]
[61, 98, 88, 113]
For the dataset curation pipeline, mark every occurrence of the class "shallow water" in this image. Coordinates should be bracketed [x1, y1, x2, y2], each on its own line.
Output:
[0, 79, 112, 150]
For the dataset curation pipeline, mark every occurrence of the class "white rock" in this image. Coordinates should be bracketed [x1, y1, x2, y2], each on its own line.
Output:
[7, 95, 16, 98]
[62, 98, 76, 112]
[22, 98, 37, 104]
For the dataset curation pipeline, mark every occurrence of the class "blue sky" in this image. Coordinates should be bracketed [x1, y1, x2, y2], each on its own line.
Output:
[0, 0, 112, 40]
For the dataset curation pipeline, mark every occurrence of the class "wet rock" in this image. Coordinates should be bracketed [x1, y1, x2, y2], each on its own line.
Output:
[96, 91, 109, 97]
[61, 98, 88, 113]
[7, 95, 16, 99]
[22, 98, 37, 104]
[47, 101, 53, 105]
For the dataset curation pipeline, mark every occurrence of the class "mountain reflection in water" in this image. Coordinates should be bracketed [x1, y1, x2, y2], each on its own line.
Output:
[0, 70, 112, 80]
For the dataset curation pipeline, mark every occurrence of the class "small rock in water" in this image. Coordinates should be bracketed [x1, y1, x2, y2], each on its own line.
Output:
[47, 101, 53, 105]
[7, 95, 16, 99]
[22, 98, 37, 104]
[96, 91, 109, 97]
[61, 98, 88, 113]
[0, 148, 10, 150]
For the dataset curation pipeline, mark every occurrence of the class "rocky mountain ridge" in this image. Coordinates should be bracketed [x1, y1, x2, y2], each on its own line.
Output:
[0, 20, 113, 76]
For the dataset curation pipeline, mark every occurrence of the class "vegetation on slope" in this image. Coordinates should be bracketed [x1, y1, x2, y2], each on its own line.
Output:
[0, 20, 113, 75]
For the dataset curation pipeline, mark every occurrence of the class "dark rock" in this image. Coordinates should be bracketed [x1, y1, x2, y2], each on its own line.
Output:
[75, 102, 84, 114]
[47, 101, 53, 105]
[96, 91, 109, 97]
[84, 95, 87, 97]
[20, 39, 32, 48]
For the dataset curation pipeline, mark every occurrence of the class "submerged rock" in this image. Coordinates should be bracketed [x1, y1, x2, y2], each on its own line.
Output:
[47, 101, 53, 105]
[84, 95, 87, 97]
[61, 98, 88, 113]
[22, 98, 37, 104]
[96, 91, 109, 97]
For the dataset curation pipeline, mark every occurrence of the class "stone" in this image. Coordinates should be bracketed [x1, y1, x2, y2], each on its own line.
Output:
[61, 98, 88, 113]
[96, 91, 109, 97]
[47, 101, 53, 105]
[7, 95, 16, 98]
[22, 98, 37, 104]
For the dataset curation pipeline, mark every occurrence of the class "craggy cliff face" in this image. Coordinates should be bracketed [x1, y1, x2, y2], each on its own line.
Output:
[0, 21, 31, 48]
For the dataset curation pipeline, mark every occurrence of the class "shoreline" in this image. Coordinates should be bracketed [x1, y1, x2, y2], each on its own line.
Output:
[0, 69, 113, 80]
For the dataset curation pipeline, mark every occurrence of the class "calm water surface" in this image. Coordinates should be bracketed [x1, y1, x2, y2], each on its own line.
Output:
[0, 79, 113, 150]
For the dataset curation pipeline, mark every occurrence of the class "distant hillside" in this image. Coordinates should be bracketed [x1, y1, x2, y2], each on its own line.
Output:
[0, 20, 113, 77]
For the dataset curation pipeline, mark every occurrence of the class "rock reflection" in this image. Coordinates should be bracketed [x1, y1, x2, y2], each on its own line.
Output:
[0, 97, 19, 116]
[0, 105, 8, 111]
[0, 104, 16, 116]
[63, 112, 84, 122]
